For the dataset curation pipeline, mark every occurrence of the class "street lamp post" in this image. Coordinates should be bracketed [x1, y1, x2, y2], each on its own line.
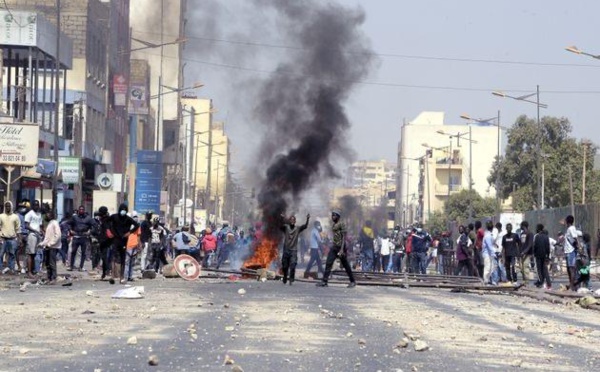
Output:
[565, 47, 600, 206]
[492, 87, 547, 209]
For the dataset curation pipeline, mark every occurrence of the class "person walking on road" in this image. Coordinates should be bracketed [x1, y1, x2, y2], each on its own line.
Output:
[38, 211, 61, 284]
[68, 206, 97, 272]
[519, 221, 534, 283]
[564, 215, 582, 291]
[24, 201, 43, 278]
[533, 224, 552, 290]
[317, 210, 356, 288]
[482, 221, 496, 285]
[108, 203, 139, 284]
[280, 214, 310, 285]
[501, 223, 521, 284]
[304, 220, 324, 278]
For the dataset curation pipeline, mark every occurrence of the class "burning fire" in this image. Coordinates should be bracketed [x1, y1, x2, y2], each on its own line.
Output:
[243, 237, 279, 270]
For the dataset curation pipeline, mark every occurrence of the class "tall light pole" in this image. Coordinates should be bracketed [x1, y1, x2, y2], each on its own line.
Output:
[492, 87, 547, 209]
[52, 0, 61, 215]
[565, 47, 599, 207]
[565, 45, 600, 60]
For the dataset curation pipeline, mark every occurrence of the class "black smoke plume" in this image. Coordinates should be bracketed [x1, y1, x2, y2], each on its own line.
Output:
[255, 0, 374, 235]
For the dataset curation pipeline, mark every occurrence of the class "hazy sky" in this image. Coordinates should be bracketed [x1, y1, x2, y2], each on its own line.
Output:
[182, 0, 600, 175]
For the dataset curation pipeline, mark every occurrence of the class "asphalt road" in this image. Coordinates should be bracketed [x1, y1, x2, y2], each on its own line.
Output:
[1, 274, 599, 372]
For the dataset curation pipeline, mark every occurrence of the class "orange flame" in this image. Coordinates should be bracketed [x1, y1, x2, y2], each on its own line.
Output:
[244, 237, 279, 269]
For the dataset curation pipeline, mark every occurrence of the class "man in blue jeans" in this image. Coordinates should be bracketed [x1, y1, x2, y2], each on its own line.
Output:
[68, 206, 97, 271]
[0, 201, 21, 274]
[564, 215, 582, 291]
[411, 226, 432, 274]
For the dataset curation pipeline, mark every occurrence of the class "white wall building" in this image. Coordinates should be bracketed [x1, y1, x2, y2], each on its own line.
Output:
[397, 111, 500, 225]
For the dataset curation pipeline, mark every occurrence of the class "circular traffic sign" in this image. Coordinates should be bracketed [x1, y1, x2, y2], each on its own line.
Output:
[97, 173, 113, 189]
[173, 254, 201, 281]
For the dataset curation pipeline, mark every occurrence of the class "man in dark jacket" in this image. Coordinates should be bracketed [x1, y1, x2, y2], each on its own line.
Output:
[502, 223, 521, 283]
[68, 206, 97, 271]
[533, 224, 551, 289]
[139, 212, 153, 272]
[280, 214, 310, 285]
[109, 203, 139, 284]
[411, 226, 431, 274]
[96, 206, 113, 280]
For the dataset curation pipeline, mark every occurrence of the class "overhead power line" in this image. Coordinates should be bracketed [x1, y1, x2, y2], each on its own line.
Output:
[132, 29, 600, 69]
[135, 50, 600, 95]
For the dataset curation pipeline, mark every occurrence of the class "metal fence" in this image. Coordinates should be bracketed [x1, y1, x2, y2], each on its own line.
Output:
[524, 203, 600, 258]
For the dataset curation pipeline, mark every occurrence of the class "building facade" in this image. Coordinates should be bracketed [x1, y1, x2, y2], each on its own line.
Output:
[397, 111, 500, 226]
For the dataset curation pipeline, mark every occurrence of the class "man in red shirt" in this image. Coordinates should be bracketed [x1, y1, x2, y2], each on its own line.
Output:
[474, 221, 485, 279]
[404, 229, 413, 273]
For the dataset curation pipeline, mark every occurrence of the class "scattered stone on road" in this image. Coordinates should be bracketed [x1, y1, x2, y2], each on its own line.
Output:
[414, 340, 429, 352]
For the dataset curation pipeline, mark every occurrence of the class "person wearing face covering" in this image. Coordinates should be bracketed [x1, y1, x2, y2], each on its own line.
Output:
[108, 203, 139, 284]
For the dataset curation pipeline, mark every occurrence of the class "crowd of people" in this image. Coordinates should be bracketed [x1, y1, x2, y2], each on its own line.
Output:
[0, 200, 255, 285]
[338, 215, 594, 292]
[0, 199, 595, 291]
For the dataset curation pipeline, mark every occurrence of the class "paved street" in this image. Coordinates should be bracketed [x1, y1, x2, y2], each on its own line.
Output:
[1, 274, 599, 372]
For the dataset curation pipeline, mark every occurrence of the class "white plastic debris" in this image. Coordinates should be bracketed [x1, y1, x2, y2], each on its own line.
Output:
[112, 286, 145, 299]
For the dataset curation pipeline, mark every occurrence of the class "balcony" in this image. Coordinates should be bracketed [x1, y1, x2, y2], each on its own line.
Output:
[434, 183, 463, 195]
[435, 156, 463, 168]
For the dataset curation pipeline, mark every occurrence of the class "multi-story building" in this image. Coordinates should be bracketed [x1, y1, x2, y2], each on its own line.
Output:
[330, 159, 396, 229]
[345, 160, 396, 206]
[397, 111, 500, 225]
[178, 97, 231, 227]
[126, 58, 155, 208]
[1, 2, 107, 214]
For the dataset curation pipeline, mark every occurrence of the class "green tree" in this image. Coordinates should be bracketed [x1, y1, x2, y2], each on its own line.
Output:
[443, 189, 498, 224]
[489, 115, 598, 211]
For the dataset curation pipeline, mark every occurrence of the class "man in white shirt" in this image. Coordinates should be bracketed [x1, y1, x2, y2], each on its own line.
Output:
[563, 215, 581, 291]
[24, 200, 43, 278]
[491, 222, 507, 283]
[39, 211, 61, 284]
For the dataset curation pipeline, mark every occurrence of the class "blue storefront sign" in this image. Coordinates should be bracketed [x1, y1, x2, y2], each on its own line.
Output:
[134, 151, 162, 214]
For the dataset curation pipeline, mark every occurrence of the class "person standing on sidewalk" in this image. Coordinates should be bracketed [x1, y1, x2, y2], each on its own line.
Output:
[38, 211, 61, 284]
[0, 201, 21, 275]
[304, 220, 324, 278]
[280, 214, 310, 285]
[317, 210, 356, 288]
[68, 206, 97, 272]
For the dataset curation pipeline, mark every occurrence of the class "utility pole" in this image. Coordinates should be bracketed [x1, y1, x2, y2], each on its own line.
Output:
[582, 141, 590, 204]
[52, 0, 62, 214]
[568, 167, 575, 217]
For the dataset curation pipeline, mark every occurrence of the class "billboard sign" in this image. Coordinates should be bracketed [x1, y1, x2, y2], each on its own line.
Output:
[0, 122, 40, 166]
[35, 159, 56, 177]
[0, 11, 37, 46]
[128, 84, 149, 115]
[134, 151, 162, 214]
[58, 157, 81, 184]
[113, 74, 127, 107]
